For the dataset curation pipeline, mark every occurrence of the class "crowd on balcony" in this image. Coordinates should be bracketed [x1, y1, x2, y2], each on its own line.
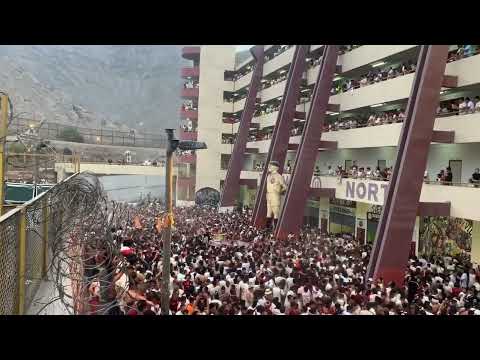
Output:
[249, 130, 273, 142]
[232, 65, 253, 82]
[261, 71, 288, 91]
[324, 165, 394, 181]
[184, 81, 199, 89]
[225, 90, 249, 103]
[180, 119, 196, 133]
[182, 100, 197, 111]
[264, 45, 293, 62]
[254, 162, 265, 171]
[254, 103, 281, 117]
[177, 150, 194, 156]
[331, 61, 417, 96]
[338, 45, 362, 55]
[307, 57, 322, 69]
[326, 109, 406, 132]
[447, 45, 479, 62]
[315, 163, 480, 187]
[222, 135, 236, 144]
[437, 96, 480, 116]
[88, 203, 480, 315]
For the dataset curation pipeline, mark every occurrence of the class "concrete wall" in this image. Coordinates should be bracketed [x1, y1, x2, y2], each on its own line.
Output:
[310, 142, 480, 184]
[318, 176, 480, 221]
[339, 45, 417, 72]
[56, 162, 167, 178]
[196, 46, 236, 191]
[50, 139, 164, 162]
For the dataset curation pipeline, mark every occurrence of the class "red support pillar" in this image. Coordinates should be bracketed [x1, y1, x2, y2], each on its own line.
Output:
[274, 45, 339, 240]
[252, 45, 309, 228]
[366, 45, 450, 285]
[220, 46, 264, 207]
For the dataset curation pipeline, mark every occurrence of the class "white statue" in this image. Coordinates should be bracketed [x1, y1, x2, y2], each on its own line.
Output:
[266, 160, 287, 229]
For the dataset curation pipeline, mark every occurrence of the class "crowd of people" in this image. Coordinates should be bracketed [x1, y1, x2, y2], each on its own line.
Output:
[181, 100, 197, 112]
[261, 71, 288, 91]
[315, 164, 480, 187]
[447, 45, 479, 62]
[86, 203, 480, 315]
[180, 119, 196, 133]
[325, 109, 407, 132]
[183, 81, 199, 89]
[331, 61, 417, 96]
[437, 96, 480, 116]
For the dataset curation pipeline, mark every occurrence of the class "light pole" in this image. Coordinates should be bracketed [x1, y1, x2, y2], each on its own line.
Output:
[161, 129, 206, 315]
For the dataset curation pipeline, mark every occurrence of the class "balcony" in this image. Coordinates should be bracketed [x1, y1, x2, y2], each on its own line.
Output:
[177, 176, 195, 187]
[181, 66, 200, 78]
[180, 108, 198, 120]
[182, 46, 201, 61]
[179, 129, 197, 141]
[321, 112, 480, 149]
[177, 153, 196, 164]
[318, 176, 480, 221]
[181, 88, 199, 99]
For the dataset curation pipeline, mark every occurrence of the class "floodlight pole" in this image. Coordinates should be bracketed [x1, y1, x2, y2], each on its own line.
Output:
[160, 129, 206, 314]
[161, 129, 177, 315]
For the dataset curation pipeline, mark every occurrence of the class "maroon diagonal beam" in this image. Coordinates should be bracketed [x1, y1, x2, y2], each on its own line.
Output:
[220, 45, 264, 207]
[274, 45, 339, 240]
[252, 45, 309, 227]
[366, 45, 450, 285]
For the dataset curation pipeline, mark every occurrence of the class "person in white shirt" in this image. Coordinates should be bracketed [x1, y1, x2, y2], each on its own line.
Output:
[297, 284, 312, 308]
[466, 97, 475, 113]
[327, 165, 335, 176]
[459, 98, 467, 114]
[475, 96, 480, 112]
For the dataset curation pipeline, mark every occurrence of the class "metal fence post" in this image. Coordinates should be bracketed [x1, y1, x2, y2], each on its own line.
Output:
[41, 196, 49, 278]
[17, 207, 27, 315]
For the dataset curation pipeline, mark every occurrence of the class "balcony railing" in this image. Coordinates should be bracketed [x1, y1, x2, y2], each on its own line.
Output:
[180, 108, 198, 119]
[182, 46, 201, 60]
[179, 129, 197, 141]
[181, 66, 200, 78]
[177, 153, 196, 164]
[177, 176, 195, 187]
[181, 88, 199, 98]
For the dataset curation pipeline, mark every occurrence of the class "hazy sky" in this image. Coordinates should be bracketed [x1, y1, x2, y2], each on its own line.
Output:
[236, 45, 253, 52]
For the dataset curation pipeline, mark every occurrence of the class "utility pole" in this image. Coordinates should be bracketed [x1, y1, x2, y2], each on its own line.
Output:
[160, 129, 176, 315]
[160, 129, 206, 315]
[0, 95, 8, 215]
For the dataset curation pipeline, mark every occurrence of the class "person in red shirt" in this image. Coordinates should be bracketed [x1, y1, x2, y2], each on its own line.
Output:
[287, 302, 301, 315]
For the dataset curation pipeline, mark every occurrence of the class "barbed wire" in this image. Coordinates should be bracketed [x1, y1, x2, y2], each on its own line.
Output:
[21, 172, 136, 314]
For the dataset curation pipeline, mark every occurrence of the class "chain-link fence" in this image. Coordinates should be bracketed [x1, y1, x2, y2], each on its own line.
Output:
[0, 173, 79, 315]
[0, 213, 19, 315]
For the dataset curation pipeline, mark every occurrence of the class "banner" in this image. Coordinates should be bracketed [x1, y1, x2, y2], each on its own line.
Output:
[419, 216, 473, 257]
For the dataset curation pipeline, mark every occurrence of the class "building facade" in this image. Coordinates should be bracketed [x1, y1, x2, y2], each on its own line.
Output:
[178, 44, 480, 264]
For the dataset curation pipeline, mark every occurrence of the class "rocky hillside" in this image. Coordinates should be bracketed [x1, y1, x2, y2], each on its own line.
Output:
[0, 45, 186, 132]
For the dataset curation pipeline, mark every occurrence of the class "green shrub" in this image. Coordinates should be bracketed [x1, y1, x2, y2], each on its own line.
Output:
[57, 127, 84, 143]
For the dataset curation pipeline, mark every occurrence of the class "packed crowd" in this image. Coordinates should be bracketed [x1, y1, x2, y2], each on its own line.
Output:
[261, 71, 288, 91]
[89, 204, 480, 315]
[180, 119, 196, 133]
[181, 100, 197, 111]
[183, 81, 199, 89]
[437, 96, 480, 116]
[331, 61, 417, 96]
[325, 109, 406, 132]
[447, 45, 479, 62]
